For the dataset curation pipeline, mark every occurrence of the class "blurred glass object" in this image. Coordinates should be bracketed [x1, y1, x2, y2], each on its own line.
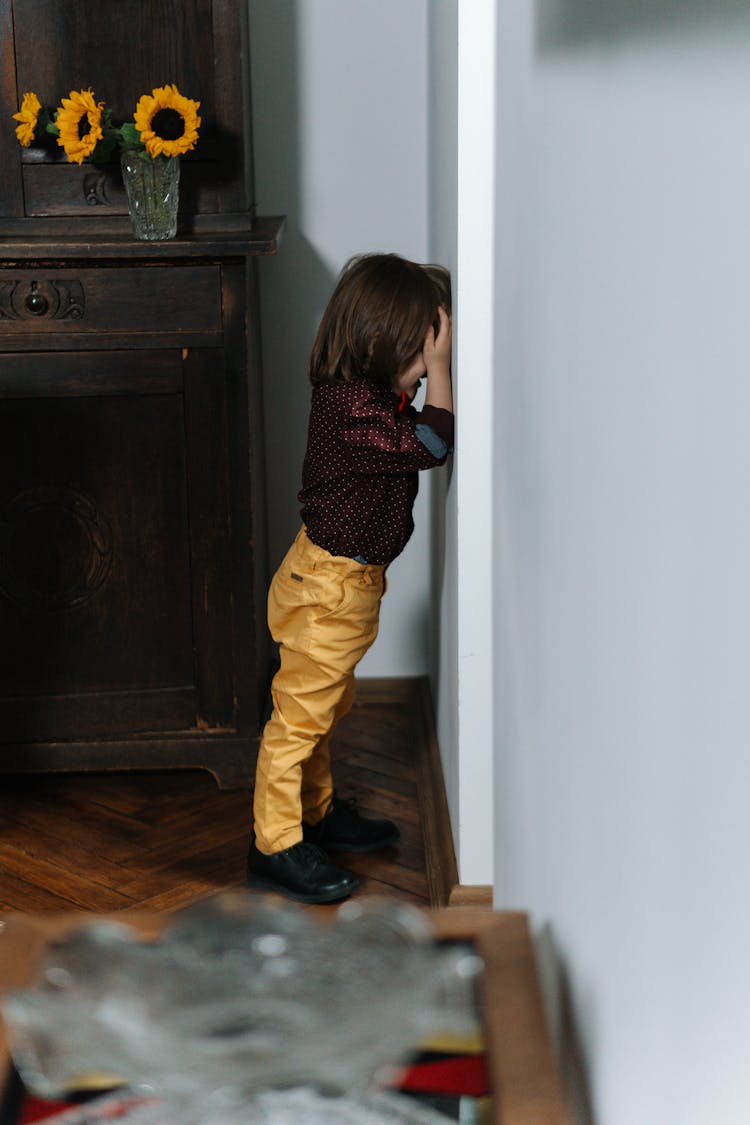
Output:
[1, 893, 483, 1124]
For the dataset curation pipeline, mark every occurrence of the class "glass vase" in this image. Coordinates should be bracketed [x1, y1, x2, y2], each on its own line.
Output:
[120, 151, 180, 241]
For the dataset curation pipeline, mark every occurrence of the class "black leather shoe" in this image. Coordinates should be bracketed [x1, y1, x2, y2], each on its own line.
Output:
[246, 840, 359, 904]
[303, 794, 399, 853]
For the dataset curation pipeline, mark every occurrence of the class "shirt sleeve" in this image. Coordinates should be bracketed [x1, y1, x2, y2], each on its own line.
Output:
[341, 389, 454, 475]
[415, 423, 449, 459]
[415, 405, 454, 457]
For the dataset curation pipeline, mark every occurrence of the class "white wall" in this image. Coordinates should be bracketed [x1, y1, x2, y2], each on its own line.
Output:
[249, 0, 433, 677]
[427, 0, 497, 887]
[452, 0, 496, 885]
[493, 3, 750, 1121]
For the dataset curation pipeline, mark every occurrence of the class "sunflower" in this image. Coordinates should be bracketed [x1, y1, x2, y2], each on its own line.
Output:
[12, 91, 42, 147]
[133, 84, 201, 159]
[55, 88, 105, 165]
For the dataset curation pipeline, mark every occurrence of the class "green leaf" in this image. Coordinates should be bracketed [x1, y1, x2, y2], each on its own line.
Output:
[39, 107, 59, 136]
[90, 135, 118, 163]
[118, 122, 141, 147]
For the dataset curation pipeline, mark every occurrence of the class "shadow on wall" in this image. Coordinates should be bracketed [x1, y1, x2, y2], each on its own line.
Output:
[425, 0, 457, 708]
[429, 455, 453, 687]
[535, 925, 597, 1125]
[536, 0, 750, 51]
[249, 0, 337, 572]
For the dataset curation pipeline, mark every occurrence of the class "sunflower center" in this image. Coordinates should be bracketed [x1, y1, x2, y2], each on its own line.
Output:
[77, 114, 93, 141]
[151, 108, 185, 141]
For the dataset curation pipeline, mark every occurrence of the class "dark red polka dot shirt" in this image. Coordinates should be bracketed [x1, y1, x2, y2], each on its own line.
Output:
[299, 380, 454, 566]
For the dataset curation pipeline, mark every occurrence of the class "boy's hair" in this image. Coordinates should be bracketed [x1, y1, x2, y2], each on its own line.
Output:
[308, 253, 451, 388]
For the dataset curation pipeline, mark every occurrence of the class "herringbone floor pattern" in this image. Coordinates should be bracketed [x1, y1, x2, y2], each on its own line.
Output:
[0, 680, 434, 914]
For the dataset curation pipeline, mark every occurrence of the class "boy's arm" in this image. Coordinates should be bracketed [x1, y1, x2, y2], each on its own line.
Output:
[343, 392, 452, 472]
[423, 306, 453, 414]
[342, 310, 454, 471]
[415, 305, 453, 455]
[415, 407, 453, 458]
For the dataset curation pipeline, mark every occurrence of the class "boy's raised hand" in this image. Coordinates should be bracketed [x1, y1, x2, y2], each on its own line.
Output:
[423, 307, 453, 413]
[423, 306, 452, 373]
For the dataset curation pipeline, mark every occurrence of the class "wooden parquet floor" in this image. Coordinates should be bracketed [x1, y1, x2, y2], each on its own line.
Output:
[0, 679, 445, 915]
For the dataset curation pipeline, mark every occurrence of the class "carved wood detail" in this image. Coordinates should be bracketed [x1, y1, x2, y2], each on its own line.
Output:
[0, 485, 112, 612]
[0, 278, 85, 320]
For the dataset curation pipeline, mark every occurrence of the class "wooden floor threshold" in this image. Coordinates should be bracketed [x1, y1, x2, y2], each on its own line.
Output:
[449, 884, 493, 908]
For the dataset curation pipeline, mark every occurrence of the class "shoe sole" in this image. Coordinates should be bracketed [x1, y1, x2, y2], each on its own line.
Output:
[246, 870, 360, 905]
[307, 830, 401, 855]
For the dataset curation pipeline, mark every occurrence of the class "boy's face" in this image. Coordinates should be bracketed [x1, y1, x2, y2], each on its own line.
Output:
[393, 351, 427, 401]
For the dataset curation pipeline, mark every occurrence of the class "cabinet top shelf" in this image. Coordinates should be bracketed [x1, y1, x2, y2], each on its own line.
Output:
[0, 216, 286, 261]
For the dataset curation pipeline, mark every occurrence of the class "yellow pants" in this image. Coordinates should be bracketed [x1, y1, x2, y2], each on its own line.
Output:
[253, 527, 386, 853]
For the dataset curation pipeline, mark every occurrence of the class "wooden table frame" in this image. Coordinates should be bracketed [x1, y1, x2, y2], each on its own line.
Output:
[0, 908, 571, 1124]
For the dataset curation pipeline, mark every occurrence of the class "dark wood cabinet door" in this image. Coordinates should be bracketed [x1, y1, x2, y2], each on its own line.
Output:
[0, 347, 236, 745]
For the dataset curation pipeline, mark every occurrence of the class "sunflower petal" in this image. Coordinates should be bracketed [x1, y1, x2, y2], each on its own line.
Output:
[133, 83, 201, 159]
[12, 91, 43, 147]
[55, 88, 105, 164]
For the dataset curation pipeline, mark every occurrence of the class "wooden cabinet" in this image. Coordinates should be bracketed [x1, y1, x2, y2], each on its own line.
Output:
[0, 1, 283, 787]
